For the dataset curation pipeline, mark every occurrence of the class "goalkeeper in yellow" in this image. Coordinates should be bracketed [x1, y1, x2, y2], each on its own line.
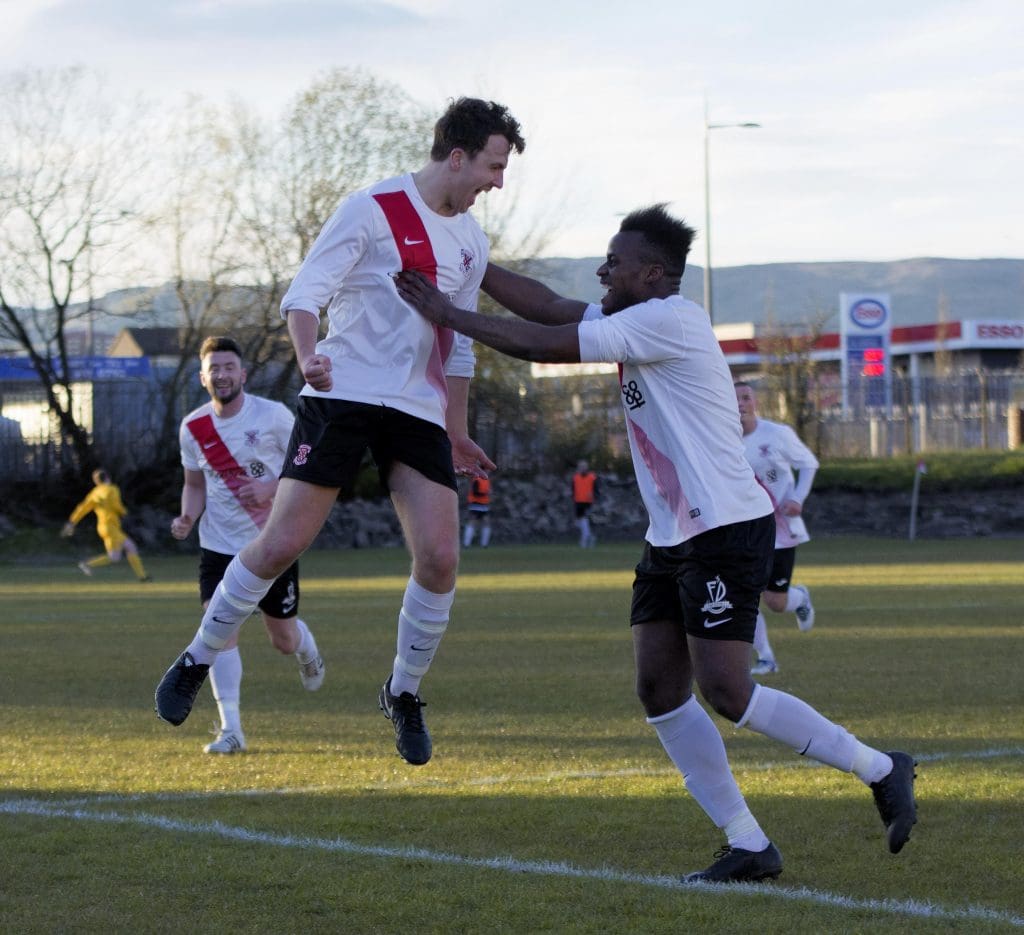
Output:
[62, 468, 151, 581]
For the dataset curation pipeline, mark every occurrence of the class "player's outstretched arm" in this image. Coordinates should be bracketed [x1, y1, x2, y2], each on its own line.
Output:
[483, 263, 588, 326]
[395, 270, 581, 365]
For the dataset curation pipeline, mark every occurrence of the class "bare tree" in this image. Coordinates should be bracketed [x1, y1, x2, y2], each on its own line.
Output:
[1, 67, 569, 487]
[140, 96, 274, 455]
[754, 312, 830, 448]
[220, 69, 435, 398]
[0, 67, 148, 477]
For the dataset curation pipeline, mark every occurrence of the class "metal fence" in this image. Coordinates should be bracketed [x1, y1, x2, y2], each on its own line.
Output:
[804, 371, 1024, 457]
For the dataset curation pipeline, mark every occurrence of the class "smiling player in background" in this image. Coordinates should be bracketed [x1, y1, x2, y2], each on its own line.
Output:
[170, 336, 325, 754]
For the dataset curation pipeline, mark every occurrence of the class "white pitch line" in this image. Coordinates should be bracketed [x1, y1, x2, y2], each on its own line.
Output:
[1, 797, 1021, 929]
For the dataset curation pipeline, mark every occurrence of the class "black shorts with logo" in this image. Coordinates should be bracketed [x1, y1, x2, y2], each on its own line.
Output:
[629, 513, 775, 642]
[280, 397, 457, 493]
[199, 548, 300, 619]
[765, 547, 797, 593]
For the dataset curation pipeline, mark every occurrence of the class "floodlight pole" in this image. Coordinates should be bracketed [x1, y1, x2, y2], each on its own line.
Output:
[703, 99, 761, 326]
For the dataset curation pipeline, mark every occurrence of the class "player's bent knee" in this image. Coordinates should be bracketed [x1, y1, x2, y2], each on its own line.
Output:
[263, 616, 299, 655]
[244, 538, 303, 579]
[413, 545, 459, 590]
[700, 681, 750, 723]
[635, 675, 678, 717]
[763, 592, 787, 613]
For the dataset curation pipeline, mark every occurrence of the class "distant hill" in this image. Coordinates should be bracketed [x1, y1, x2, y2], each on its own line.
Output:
[10, 258, 1021, 359]
[522, 257, 1024, 329]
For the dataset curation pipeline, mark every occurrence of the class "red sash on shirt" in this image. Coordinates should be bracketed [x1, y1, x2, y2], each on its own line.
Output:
[373, 190, 453, 408]
[186, 414, 270, 528]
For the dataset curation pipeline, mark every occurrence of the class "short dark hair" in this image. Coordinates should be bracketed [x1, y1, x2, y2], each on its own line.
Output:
[619, 204, 695, 278]
[199, 336, 243, 360]
[93, 468, 110, 484]
[430, 97, 525, 161]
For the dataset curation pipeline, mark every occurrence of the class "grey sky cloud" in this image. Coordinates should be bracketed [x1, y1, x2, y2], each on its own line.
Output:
[26, 0, 424, 42]
[3, 0, 1021, 263]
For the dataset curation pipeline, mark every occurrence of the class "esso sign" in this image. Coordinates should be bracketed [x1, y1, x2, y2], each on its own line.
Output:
[849, 299, 888, 329]
[977, 323, 1024, 339]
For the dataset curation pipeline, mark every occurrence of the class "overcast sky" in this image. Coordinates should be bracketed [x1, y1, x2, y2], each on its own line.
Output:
[3, 0, 1022, 266]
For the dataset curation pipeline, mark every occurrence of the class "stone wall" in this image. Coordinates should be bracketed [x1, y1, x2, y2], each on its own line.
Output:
[5, 471, 1017, 559]
[88, 472, 1024, 554]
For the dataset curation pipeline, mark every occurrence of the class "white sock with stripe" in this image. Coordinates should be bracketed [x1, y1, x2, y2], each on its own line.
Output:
[186, 558, 275, 664]
[390, 577, 453, 697]
[739, 684, 892, 784]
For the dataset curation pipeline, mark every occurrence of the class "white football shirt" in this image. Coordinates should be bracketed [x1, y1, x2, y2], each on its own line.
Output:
[742, 418, 819, 547]
[577, 296, 772, 547]
[179, 394, 295, 555]
[280, 173, 486, 428]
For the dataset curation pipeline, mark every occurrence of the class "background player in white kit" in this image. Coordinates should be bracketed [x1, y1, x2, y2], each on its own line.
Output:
[170, 336, 325, 754]
[395, 203, 917, 883]
[156, 98, 526, 767]
[735, 381, 819, 675]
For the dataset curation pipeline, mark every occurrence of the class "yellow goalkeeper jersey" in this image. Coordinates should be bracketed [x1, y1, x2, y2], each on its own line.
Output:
[69, 482, 128, 551]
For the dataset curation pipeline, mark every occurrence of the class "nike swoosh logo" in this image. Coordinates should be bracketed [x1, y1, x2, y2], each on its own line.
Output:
[703, 617, 732, 629]
[203, 442, 217, 449]
[410, 643, 432, 652]
[211, 616, 235, 626]
[404, 237, 424, 246]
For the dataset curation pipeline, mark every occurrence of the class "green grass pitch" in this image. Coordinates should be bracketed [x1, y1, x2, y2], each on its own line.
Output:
[1, 538, 1022, 933]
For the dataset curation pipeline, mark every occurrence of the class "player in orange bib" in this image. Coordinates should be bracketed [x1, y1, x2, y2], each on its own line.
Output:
[572, 459, 599, 547]
[463, 475, 492, 547]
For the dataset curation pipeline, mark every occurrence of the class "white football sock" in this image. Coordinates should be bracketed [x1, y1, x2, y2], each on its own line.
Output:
[293, 618, 318, 665]
[784, 587, 804, 613]
[752, 611, 774, 661]
[188, 559, 275, 662]
[480, 524, 491, 547]
[739, 685, 892, 784]
[463, 524, 475, 547]
[390, 577, 453, 697]
[210, 647, 242, 733]
[648, 696, 770, 852]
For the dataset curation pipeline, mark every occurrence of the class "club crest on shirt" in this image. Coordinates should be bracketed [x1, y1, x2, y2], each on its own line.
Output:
[460, 249, 474, 277]
[759, 444, 770, 457]
[245, 429, 259, 447]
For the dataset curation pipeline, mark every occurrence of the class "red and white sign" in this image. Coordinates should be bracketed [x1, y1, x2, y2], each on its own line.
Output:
[972, 321, 1024, 342]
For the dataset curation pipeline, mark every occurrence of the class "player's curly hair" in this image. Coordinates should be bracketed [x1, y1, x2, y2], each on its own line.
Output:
[619, 204, 695, 278]
[430, 97, 526, 161]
